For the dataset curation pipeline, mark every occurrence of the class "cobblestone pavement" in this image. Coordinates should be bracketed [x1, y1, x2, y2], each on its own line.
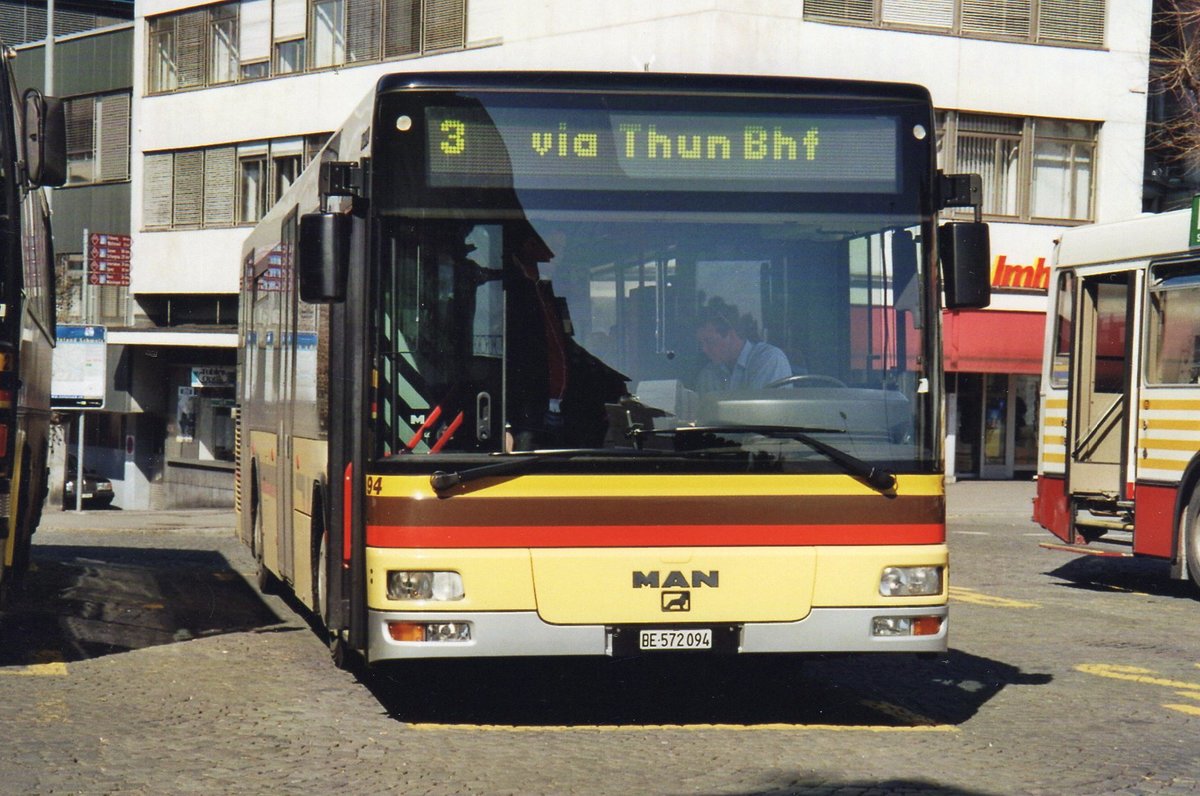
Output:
[1, 484, 1198, 795]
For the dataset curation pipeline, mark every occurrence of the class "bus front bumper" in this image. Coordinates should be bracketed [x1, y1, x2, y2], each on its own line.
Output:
[366, 605, 948, 661]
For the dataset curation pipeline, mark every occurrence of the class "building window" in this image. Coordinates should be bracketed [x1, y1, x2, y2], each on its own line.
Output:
[65, 92, 131, 185]
[805, 0, 1105, 47]
[938, 111, 1097, 223]
[144, 134, 331, 231]
[238, 148, 269, 224]
[310, 0, 346, 68]
[147, 0, 466, 94]
[209, 4, 240, 84]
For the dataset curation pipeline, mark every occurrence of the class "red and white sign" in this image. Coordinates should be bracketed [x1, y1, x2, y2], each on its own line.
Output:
[88, 232, 132, 286]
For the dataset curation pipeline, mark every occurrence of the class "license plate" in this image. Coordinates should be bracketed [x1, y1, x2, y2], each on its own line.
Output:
[638, 629, 712, 650]
[82, 493, 94, 499]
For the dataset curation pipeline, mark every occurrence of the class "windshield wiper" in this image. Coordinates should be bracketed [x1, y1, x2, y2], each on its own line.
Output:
[628, 425, 897, 493]
[430, 447, 675, 493]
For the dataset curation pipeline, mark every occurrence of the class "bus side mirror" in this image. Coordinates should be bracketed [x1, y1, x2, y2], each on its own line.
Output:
[299, 212, 350, 303]
[23, 89, 66, 188]
[940, 221, 991, 310]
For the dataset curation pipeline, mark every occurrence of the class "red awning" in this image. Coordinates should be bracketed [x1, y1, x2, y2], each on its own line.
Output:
[942, 309, 1045, 375]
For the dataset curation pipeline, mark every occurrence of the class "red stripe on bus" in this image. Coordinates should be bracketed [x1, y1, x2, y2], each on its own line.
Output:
[365, 523, 944, 548]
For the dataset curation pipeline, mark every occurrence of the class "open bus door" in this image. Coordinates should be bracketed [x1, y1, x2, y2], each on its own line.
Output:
[1067, 270, 1136, 531]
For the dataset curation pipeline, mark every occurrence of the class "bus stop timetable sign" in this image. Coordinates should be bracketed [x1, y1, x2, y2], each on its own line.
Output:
[52, 325, 106, 409]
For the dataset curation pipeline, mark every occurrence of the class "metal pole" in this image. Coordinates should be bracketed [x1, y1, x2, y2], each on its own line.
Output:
[45, 0, 54, 94]
[74, 413, 84, 512]
[82, 227, 90, 322]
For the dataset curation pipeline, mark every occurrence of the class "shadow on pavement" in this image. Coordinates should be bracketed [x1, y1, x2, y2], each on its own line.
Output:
[0, 544, 283, 665]
[725, 778, 999, 795]
[1046, 555, 1198, 600]
[363, 647, 1051, 728]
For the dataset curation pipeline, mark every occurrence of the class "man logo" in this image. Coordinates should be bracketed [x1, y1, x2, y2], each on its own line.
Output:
[661, 591, 690, 612]
[632, 570, 719, 589]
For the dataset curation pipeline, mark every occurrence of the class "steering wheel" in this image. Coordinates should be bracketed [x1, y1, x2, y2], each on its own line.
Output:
[766, 374, 848, 389]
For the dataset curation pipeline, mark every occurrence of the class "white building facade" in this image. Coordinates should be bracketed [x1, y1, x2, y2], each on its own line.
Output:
[127, 0, 1149, 504]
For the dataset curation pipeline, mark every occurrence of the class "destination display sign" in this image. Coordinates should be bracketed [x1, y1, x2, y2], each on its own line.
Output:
[423, 106, 900, 193]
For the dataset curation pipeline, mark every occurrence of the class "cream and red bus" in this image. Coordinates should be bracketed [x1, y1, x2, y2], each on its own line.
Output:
[237, 72, 990, 665]
[1033, 206, 1200, 589]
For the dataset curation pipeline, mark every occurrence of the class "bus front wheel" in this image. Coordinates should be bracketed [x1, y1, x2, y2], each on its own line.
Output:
[1184, 488, 1200, 591]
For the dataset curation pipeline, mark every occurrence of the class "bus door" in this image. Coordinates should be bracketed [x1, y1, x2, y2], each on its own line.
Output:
[276, 212, 301, 582]
[1068, 271, 1135, 499]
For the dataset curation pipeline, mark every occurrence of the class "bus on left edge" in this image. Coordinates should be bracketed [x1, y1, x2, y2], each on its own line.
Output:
[0, 45, 67, 607]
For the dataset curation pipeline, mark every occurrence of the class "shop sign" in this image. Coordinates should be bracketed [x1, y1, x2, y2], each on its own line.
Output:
[191, 366, 235, 388]
[991, 255, 1050, 293]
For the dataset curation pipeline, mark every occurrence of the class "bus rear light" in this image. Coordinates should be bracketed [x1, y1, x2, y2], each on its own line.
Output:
[387, 570, 464, 601]
[0, 423, 7, 458]
[872, 615, 943, 637]
[0, 388, 12, 409]
[387, 621, 471, 643]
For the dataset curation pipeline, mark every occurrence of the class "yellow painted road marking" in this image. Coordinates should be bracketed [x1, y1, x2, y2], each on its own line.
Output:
[405, 722, 956, 733]
[1077, 664, 1200, 718]
[1166, 704, 1200, 717]
[1077, 663, 1200, 694]
[0, 662, 68, 677]
[949, 587, 1040, 609]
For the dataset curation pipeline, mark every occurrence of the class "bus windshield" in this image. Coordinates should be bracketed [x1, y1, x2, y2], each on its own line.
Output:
[370, 88, 937, 473]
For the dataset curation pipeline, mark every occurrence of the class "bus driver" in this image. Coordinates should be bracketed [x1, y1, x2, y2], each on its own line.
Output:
[695, 300, 794, 391]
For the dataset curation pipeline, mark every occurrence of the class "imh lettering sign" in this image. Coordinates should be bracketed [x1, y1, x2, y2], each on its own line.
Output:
[991, 255, 1050, 292]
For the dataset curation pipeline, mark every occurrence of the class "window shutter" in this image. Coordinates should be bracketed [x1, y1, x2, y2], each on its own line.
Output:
[66, 97, 96, 157]
[1038, 0, 1104, 46]
[204, 146, 237, 226]
[98, 93, 130, 182]
[422, 0, 464, 51]
[143, 153, 175, 229]
[383, 0, 420, 57]
[173, 150, 205, 227]
[882, 0, 951, 29]
[241, 0, 271, 61]
[274, 0, 307, 41]
[347, 0, 380, 61]
[803, 0, 873, 24]
[176, 9, 208, 87]
[961, 0, 1031, 38]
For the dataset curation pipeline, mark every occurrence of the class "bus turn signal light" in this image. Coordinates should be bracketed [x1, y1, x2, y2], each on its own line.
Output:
[872, 615, 943, 637]
[387, 621, 471, 643]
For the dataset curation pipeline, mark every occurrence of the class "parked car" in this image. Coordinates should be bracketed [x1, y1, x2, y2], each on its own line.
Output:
[64, 455, 114, 508]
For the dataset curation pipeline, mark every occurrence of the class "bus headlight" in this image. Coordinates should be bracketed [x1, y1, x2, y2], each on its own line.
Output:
[386, 570, 464, 601]
[879, 566, 942, 597]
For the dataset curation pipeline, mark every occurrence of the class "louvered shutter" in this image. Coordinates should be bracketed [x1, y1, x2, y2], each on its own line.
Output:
[383, 0, 420, 57]
[173, 150, 205, 227]
[802, 0, 873, 24]
[176, 9, 207, 88]
[422, 0, 464, 51]
[204, 146, 236, 226]
[241, 0, 272, 61]
[274, 0, 307, 41]
[1038, 0, 1104, 46]
[98, 93, 130, 182]
[882, 0, 951, 29]
[347, 0, 380, 61]
[66, 97, 96, 184]
[961, 0, 1031, 38]
[143, 153, 175, 229]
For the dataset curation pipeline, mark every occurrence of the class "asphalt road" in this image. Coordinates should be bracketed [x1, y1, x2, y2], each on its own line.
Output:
[1, 482, 1198, 795]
